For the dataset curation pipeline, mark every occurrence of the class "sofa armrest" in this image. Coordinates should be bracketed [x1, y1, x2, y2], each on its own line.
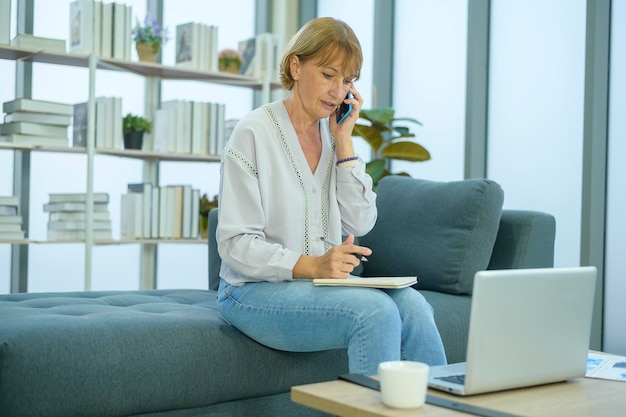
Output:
[488, 210, 556, 270]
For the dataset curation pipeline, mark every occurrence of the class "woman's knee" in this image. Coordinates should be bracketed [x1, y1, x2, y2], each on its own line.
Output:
[347, 289, 403, 329]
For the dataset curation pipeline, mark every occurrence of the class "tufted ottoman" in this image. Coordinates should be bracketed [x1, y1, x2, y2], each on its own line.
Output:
[0, 290, 342, 417]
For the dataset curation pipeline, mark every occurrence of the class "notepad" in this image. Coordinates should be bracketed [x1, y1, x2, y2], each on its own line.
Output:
[313, 276, 417, 289]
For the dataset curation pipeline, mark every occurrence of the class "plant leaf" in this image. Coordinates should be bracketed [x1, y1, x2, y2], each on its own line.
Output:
[366, 159, 387, 184]
[353, 124, 384, 151]
[393, 117, 423, 126]
[359, 108, 395, 124]
[380, 141, 431, 162]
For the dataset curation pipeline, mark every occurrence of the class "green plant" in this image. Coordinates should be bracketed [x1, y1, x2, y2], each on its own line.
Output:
[123, 113, 153, 135]
[200, 193, 218, 217]
[132, 14, 169, 53]
[218, 48, 243, 70]
[352, 108, 430, 187]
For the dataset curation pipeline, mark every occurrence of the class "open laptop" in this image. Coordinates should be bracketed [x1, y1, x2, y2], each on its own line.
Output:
[428, 266, 596, 396]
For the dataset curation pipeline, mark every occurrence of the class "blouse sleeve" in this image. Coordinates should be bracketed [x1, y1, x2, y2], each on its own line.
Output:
[336, 159, 378, 236]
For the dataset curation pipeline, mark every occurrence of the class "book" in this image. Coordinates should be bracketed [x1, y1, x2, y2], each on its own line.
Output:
[191, 188, 200, 239]
[127, 183, 153, 239]
[123, 4, 132, 60]
[111, 2, 126, 59]
[92, 0, 102, 56]
[72, 102, 88, 147]
[5, 111, 72, 126]
[47, 220, 112, 231]
[182, 185, 193, 238]
[10, 34, 67, 53]
[120, 192, 143, 239]
[238, 37, 257, 76]
[0, 215, 22, 224]
[0, 223, 22, 232]
[0, 121, 69, 137]
[0, 133, 69, 147]
[0, 231, 26, 240]
[69, 0, 94, 54]
[100, 2, 113, 58]
[48, 211, 110, 221]
[175, 22, 198, 68]
[313, 276, 418, 289]
[0, 205, 18, 215]
[112, 97, 122, 150]
[47, 229, 112, 241]
[216, 103, 226, 155]
[0, 196, 19, 206]
[3, 98, 74, 116]
[43, 202, 109, 212]
[48, 192, 109, 203]
[0, 0, 10, 45]
[151, 187, 160, 238]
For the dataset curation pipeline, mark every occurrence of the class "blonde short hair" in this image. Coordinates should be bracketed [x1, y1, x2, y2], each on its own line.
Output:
[279, 17, 362, 90]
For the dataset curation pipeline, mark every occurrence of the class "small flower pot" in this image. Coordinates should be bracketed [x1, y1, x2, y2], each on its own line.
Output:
[219, 58, 241, 74]
[136, 42, 160, 63]
[123, 131, 144, 150]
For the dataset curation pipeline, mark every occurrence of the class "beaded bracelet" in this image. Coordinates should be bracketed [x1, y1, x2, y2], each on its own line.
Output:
[336, 156, 359, 166]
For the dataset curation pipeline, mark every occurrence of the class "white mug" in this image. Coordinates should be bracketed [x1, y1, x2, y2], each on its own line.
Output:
[378, 360, 430, 408]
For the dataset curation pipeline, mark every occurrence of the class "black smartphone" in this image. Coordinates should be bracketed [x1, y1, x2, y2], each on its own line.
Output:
[335, 92, 353, 124]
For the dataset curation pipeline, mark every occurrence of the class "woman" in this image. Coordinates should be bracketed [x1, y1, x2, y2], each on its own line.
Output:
[216, 17, 446, 375]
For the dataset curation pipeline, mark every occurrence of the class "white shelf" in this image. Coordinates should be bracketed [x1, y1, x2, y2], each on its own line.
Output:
[0, 44, 282, 89]
[1, 38, 277, 291]
[0, 239, 207, 245]
[0, 143, 222, 163]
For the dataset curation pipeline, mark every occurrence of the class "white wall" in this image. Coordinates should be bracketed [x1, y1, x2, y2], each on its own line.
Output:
[487, 0, 586, 269]
[393, 0, 468, 181]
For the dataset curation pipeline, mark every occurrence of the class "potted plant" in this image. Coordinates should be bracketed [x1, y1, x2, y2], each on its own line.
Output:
[122, 113, 152, 150]
[132, 14, 169, 62]
[218, 49, 243, 74]
[199, 193, 218, 239]
[352, 108, 430, 188]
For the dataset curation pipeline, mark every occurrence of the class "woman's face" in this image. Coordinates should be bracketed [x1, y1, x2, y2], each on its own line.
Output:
[291, 53, 353, 122]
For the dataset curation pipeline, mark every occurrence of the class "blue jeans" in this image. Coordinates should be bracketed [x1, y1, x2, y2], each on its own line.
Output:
[217, 279, 447, 376]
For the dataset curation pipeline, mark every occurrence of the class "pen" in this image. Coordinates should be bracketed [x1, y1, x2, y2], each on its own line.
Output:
[320, 236, 368, 262]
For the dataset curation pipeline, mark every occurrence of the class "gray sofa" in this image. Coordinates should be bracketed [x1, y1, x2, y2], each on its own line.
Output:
[0, 177, 555, 417]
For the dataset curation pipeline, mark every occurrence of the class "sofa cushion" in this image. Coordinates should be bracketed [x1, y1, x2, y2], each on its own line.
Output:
[360, 176, 504, 295]
[0, 290, 346, 417]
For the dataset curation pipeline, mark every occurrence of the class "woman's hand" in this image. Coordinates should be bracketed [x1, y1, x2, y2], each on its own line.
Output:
[293, 234, 372, 279]
[331, 85, 363, 159]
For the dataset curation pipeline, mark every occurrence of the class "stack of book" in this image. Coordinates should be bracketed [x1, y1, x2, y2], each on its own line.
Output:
[72, 97, 122, 149]
[1, 98, 72, 147]
[69, 0, 132, 60]
[44, 192, 112, 241]
[120, 183, 199, 240]
[10, 33, 66, 53]
[174, 22, 218, 72]
[238, 32, 283, 80]
[0, 196, 25, 241]
[152, 99, 225, 155]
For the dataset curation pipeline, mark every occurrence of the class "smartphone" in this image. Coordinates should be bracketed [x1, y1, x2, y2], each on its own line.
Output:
[335, 92, 353, 124]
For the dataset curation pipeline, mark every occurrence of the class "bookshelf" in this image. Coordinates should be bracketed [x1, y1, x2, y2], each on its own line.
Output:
[0, 42, 279, 291]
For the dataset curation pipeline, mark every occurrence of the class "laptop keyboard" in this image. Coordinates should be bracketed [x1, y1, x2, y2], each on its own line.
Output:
[435, 374, 466, 385]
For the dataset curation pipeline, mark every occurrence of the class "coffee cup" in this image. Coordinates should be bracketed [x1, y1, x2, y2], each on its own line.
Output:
[378, 360, 429, 408]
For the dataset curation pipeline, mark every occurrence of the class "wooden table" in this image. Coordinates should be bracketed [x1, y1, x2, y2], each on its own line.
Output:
[291, 376, 625, 417]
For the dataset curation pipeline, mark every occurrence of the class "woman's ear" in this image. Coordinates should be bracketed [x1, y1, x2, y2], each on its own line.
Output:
[290, 55, 300, 81]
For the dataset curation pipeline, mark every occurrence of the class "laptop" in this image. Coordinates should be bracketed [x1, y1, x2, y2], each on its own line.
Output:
[428, 266, 597, 396]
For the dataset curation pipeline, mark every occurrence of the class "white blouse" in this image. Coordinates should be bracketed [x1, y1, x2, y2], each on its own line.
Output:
[217, 100, 377, 286]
